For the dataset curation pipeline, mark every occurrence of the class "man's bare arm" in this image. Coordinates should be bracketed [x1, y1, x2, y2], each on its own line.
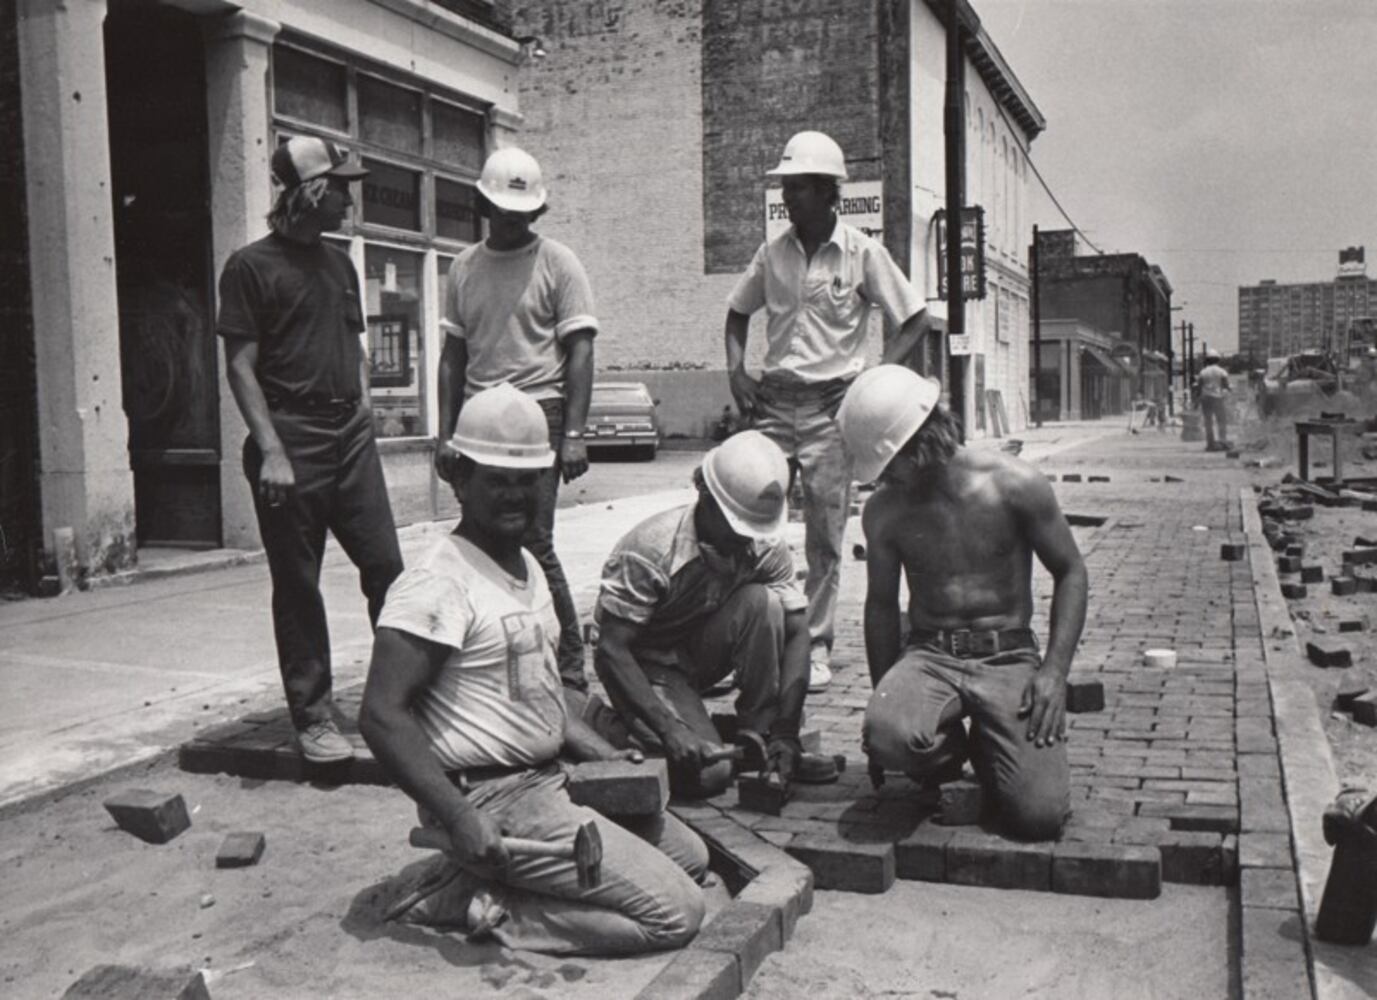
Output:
[881, 309, 931, 375]
[724, 309, 760, 417]
[435, 336, 468, 481]
[359, 627, 508, 868]
[224, 338, 295, 506]
[560, 330, 595, 483]
[773, 608, 812, 732]
[862, 493, 905, 687]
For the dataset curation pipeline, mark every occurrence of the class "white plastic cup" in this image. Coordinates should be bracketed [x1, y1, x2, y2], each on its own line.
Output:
[1144, 648, 1177, 669]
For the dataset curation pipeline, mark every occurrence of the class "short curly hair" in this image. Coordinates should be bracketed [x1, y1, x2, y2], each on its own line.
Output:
[893, 402, 963, 471]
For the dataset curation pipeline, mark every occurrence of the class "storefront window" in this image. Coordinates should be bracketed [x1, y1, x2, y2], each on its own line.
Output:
[436, 177, 481, 243]
[358, 74, 422, 155]
[273, 47, 347, 133]
[433, 100, 486, 173]
[364, 246, 424, 437]
[362, 158, 422, 232]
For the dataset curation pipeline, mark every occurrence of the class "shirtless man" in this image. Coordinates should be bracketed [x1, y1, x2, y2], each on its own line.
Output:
[838, 365, 1088, 840]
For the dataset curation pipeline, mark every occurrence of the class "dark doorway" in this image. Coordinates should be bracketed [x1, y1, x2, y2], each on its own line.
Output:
[105, 1, 220, 547]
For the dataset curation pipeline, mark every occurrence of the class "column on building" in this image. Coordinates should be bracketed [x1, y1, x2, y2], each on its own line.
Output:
[203, 11, 280, 550]
[18, 0, 134, 579]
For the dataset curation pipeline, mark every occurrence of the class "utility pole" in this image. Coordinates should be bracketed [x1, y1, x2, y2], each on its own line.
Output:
[1186, 322, 1196, 406]
[1178, 319, 1188, 410]
[944, 0, 975, 433]
[1031, 224, 1042, 428]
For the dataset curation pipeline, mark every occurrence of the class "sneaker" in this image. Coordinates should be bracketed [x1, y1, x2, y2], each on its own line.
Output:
[296, 720, 354, 763]
[808, 645, 833, 693]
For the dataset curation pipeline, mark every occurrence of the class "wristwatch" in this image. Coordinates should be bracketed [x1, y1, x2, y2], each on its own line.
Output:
[564, 430, 585, 440]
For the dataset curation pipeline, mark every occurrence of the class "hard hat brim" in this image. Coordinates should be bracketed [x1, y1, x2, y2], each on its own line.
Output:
[478, 179, 548, 214]
[765, 163, 848, 179]
[702, 459, 785, 540]
[451, 441, 556, 470]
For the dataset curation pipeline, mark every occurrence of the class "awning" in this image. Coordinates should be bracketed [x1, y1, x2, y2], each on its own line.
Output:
[1080, 342, 1134, 377]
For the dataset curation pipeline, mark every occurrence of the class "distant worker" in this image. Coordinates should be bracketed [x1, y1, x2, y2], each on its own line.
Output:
[591, 431, 835, 799]
[724, 130, 931, 692]
[840, 366, 1087, 841]
[435, 147, 597, 693]
[361, 385, 706, 954]
[217, 136, 403, 764]
[1196, 348, 1232, 452]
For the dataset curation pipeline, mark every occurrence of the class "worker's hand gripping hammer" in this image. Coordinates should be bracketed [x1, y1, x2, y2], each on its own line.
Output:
[408, 819, 604, 889]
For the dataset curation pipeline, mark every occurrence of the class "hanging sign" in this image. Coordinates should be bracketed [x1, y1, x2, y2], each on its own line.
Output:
[934, 206, 987, 301]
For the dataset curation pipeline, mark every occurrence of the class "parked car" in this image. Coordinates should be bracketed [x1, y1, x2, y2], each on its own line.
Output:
[583, 382, 660, 460]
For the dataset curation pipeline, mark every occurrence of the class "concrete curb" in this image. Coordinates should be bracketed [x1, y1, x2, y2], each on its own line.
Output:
[1241, 486, 1374, 1000]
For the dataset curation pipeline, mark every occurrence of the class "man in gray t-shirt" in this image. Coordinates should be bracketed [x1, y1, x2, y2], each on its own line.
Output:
[435, 148, 597, 693]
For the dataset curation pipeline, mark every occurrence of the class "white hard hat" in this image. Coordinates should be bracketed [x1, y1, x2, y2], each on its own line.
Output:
[1204, 348, 1221, 361]
[450, 383, 554, 469]
[701, 431, 789, 539]
[766, 131, 848, 180]
[477, 147, 547, 213]
[838, 365, 942, 484]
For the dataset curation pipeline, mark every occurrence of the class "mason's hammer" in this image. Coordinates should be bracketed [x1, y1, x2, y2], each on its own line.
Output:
[408, 819, 604, 889]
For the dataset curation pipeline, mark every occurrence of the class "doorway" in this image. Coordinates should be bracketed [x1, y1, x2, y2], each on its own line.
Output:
[105, 2, 220, 547]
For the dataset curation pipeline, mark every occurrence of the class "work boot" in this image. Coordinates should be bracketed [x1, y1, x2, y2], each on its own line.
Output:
[296, 719, 354, 763]
[808, 644, 833, 692]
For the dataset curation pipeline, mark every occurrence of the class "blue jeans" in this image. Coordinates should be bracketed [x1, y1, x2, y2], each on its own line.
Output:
[863, 642, 1070, 841]
[411, 765, 706, 955]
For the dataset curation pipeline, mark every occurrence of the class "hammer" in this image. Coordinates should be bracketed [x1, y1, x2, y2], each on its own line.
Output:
[702, 730, 769, 773]
[408, 819, 604, 889]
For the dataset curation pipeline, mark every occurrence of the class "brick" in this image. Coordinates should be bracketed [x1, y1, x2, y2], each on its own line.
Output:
[1139, 801, 1237, 833]
[1239, 832, 1292, 869]
[1088, 475, 1110, 482]
[735, 864, 813, 940]
[1305, 640, 1352, 669]
[103, 790, 191, 845]
[1225, 449, 1240, 459]
[1241, 868, 1299, 910]
[945, 830, 1052, 891]
[1283, 504, 1313, 521]
[1279, 582, 1307, 599]
[1240, 906, 1312, 1000]
[567, 759, 669, 816]
[62, 965, 209, 1000]
[1342, 546, 1377, 566]
[1066, 679, 1105, 714]
[894, 822, 953, 882]
[1334, 672, 1371, 711]
[636, 949, 738, 1000]
[785, 837, 895, 893]
[737, 774, 791, 815]
[1219, 542, 1245, 561]
[1275, 555, 1302, 574]
[1352, 691, 1377, 727]
[1158, 831, 1228, 885]
[1052, 841, 1161, 899]
[1337, 619, 1365, 632]
[215, 831, 266, 868]
[936, 780, 983, 826]
[688, 899, 782, 986]
[1061, 473, 1082, 482]
[1331, 576, 1359, 596]
[1300, 564, 1324, 583]
[1239, 779, 1289, 834]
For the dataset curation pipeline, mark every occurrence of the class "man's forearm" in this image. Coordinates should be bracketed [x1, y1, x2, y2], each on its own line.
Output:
[881, 311, 929, 371]
[359, 706, 473, 828]
[724, 311, 750, 373]
[563, 333, 594, 430]
[864, 600, 902, 686]
[595, 640, 680, 740]
[226, 356, 286, 457]
[1042, 565, 1088, 678]
[772, 612, 812, 734]
[437, 338, 467, 439]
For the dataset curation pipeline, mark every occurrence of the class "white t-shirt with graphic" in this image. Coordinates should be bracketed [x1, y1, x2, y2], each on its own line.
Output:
[377, 534, 565, 771]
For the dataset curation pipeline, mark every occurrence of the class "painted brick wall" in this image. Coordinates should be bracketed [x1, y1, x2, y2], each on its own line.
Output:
[0, 0, 39, 588]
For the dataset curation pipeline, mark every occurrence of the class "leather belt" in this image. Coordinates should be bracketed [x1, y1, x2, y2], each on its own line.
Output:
[908, 627, 1038, 659]
[445, 762, 533, 792]
[267, 395, 360, 422]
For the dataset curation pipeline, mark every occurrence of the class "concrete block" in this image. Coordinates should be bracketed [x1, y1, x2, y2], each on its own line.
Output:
[1164, 475, 1184, 483]
[1360, 575, 1377, 593]
[1239, 832, 1293, 869]
[936, 780, 983, 826]
[1279, 582, 1307, 600]
[1304, 640, 1352, 669]
[1337, 618, 1365, 632]
[1284, 542, 1305, 558]
[1139, 801, 1237, 834]
[567, 759, 669, 817]
[1224, 450, 1240, 459]
[215, 831, 266, 868]
[1052, 841, 1161, 899]
[1333, 671, 1370, 711]
[1240, 906, 1312, 1000]
[1275, 555, 1302, 574]
[636, 949, 738, 1000]
[1331, 576, 1359, 596]
[1061, 473, 1082, 482]
[1066, 678, 1105, 714]
[689, 899, 783, 987]
[1352, 691, 1377, 727]
[1283, 504, 1314, 521]
[945, 830, 1052, 891]
[1219, 542, 1246, 561]
[1241, 868, 1299, 910]
[103, 790, 191, 845]
[737, 773, 791, 815]
[1299, 564, 1325, 583]
[785, 837, 895, 893]
[63, 965, 209, 1000]
[895, 822, 954, 882]
[736, 865, 813, 940]
[1088, 475, 1110, 482]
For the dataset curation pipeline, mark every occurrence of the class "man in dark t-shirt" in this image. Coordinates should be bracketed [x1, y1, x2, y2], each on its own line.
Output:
[217, 136, 403, 763]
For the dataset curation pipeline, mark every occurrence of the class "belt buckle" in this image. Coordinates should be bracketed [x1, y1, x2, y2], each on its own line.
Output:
[949, 629, 973, 657]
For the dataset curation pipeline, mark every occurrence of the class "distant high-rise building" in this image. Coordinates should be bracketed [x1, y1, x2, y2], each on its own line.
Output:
[1238, 247, 1376, 361]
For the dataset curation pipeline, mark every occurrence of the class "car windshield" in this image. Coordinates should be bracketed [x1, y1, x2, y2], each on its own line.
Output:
[593, 385, 650, 403]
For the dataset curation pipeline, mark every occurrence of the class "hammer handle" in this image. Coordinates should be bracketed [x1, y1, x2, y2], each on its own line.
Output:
[409, 826, 573, 859]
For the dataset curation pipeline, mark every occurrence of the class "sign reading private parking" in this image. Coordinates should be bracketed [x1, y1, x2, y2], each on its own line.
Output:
[765, 181, 884, 242]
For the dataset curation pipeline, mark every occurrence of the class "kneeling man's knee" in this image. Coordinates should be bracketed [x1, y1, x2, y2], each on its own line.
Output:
[998, 791, 1069, 842]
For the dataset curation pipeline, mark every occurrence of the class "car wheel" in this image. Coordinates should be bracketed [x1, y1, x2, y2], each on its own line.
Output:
[636, 443, 657, 462]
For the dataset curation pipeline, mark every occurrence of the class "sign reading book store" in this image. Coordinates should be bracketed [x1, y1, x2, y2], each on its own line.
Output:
[934, 206, 987, 301]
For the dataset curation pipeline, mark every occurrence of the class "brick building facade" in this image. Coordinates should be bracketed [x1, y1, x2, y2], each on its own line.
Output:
[1237, 248, 1376, 363]
[499, 0, 1044, 438]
